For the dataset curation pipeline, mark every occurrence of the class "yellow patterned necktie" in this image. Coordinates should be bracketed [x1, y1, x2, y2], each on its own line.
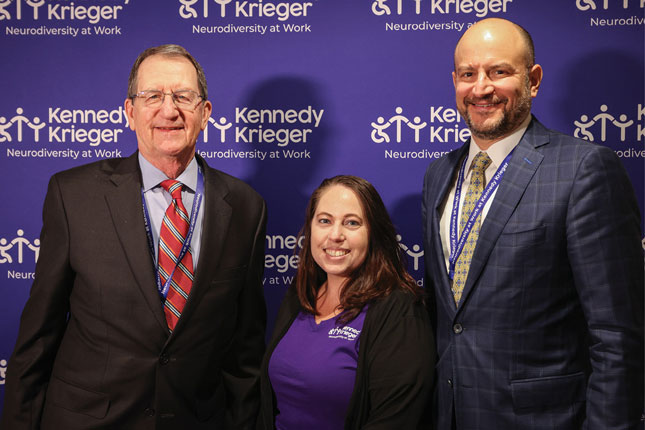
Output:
[452, 152, 492, 305]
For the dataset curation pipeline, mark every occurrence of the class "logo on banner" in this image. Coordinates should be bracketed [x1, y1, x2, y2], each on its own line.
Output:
[574, 103, 645, 158]
[574, 104, 644, 142]
[3, 105, 128, 160]
[1, 229, 39, 265]
[3, 229, 38, 281]
[397, 234, 424, 272]
[576, 0, 644, 11]
[371, 107, 428, 144]
[371, 0, 514, 18]
[179, 0, 315, 34]
[576, 0, 644, 27]
[0, 108, 46, 143]
[0, 359, 7, 385]
[372, 106, 469, 159]
[197, 106, 324, 161]
[2, 0, 130, 37]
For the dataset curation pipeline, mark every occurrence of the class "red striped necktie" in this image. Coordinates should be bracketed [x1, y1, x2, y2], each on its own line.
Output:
[158, 179, 194, 331]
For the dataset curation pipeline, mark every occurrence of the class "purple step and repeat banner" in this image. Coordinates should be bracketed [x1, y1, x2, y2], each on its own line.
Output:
[0, 0, 643, 406]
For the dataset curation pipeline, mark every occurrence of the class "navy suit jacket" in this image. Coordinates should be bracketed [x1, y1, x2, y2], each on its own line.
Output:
[1, 152, 267, 429]
[422, 117, 643, 429]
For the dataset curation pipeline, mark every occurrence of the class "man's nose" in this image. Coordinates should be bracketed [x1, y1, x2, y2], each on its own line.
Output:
[159, 93, 180, 116]
[472, 72, 494, 96]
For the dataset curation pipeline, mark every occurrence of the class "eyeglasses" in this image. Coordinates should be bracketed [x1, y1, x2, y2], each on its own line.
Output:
[131, 90, 204, 110]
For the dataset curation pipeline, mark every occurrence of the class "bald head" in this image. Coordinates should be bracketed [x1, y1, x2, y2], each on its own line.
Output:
[451, 17, 543, 148]
[454, 18, 535, 72]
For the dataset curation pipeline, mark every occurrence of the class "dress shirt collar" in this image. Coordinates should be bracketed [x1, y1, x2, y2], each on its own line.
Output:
[138, 153, 198, 193]
[466, 114, 532, 171]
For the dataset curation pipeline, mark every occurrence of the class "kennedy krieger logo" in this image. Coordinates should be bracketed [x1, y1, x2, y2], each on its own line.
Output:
[197, 106, 323, 161]
[2, 105, 128, 159]
[180, 0, 315, 34]
[371, 106, 471, 144]
[2, 0, 129, 36]
[371, 0, 514, 17]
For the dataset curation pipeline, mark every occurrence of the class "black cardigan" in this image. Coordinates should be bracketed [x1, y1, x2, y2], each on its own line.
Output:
[258, 287, 435, 429]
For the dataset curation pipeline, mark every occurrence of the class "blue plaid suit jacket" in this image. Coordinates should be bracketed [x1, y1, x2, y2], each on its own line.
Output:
[422, 117, 643, 430]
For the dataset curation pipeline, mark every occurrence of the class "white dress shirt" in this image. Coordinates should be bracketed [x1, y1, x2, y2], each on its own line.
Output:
[439, 115, 531, 271]
[139, 153, 205, 270]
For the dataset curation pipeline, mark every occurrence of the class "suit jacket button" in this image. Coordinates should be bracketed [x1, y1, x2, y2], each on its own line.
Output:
[447, 378, 453, 386]
[144, 407, 155, 417]
[453, 323, 463, 334]
[160, 354, 170, 365]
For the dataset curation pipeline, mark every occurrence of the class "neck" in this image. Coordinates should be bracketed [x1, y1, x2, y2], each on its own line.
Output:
[316, 278, 344, 319]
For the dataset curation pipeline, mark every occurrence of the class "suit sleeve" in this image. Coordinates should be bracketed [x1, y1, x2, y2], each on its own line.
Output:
[565, 146, 644, 429]
[222, 198, 268, 429]
[361, 294, 435, 429]
[1, 175, 74, 429]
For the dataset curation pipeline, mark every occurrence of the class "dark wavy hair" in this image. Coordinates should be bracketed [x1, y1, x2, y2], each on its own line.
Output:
[294, 175, 422, 324]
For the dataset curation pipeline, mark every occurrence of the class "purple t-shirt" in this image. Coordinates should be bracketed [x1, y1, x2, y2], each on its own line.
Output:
[268, 308, 367, 430]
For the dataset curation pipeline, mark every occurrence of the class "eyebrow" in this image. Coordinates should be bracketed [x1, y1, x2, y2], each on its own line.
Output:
[315, 211, 363, 219]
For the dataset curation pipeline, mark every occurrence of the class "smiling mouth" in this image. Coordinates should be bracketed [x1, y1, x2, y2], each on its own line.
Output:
[325, 249, 349, 257]
[156, 126, 183, 131]
[467, 98, 504, 109]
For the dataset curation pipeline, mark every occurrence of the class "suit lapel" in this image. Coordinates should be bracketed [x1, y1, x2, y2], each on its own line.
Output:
[104, 152, 168, 332]
[431, 145, 469, 318]
[458, 118, 549, 310]
[171, 157, 233, 335]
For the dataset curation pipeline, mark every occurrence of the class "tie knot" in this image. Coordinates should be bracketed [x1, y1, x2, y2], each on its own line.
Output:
[160, 179, 183, 200]
[471, 152, 492, 174]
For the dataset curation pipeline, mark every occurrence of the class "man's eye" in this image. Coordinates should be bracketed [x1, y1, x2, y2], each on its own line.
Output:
[175, 94, 190, 103]
[146, 93, 161, 101]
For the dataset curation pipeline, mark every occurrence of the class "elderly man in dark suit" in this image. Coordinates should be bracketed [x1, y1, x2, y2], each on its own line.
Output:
[1, 44, 267, 429]
[422, 18, 643, 429]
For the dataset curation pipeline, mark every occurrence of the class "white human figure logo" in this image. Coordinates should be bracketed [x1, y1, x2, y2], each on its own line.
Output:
[0, 0, 12, 20]
[214, 0, 232, 17]
[0, 359, 7, 385]
[574, 114, 595, 141]
[612, 114, 633, 142]
[179, 0, 199, 18]
[371, 116, 391, 143]
[25, 0, 45, 19]
[388, 107, 410, 143]
[576, 0, 596, 10]
[28, 116, 46, 142]
[0, 237, 13, 263]
[371, 0, 391, 15]
[0, 116, 12, 142]
[397, 235, 424, 271]
[213, 117, 232, 142]
[408, 116, 427, 143]
[11, 108, 32, 142]
[592, 105, 616, 142]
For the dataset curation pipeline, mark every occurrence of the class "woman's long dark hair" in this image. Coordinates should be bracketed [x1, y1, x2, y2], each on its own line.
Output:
[294, 175, 422, 324]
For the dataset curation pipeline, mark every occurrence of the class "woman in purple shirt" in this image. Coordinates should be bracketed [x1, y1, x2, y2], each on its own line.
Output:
[259, 175, 435, 429]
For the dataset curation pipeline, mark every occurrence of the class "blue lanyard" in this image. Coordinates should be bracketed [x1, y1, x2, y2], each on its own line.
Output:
[141, 167, 204, 297]
[448, 150, 514, 280]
